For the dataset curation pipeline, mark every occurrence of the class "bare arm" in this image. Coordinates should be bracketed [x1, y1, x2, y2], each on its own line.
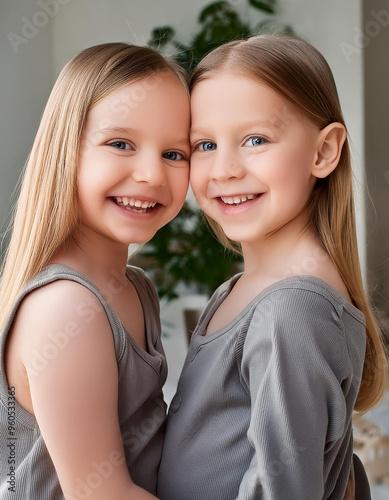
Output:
[16, 280, 157, 500]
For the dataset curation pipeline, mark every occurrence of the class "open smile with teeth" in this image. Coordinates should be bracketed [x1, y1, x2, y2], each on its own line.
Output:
[112, 196, 158, 213]
[220, 194, 259, 206]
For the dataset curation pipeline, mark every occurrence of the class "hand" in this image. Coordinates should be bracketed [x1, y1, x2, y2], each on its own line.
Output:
[344, 474, 354, 500]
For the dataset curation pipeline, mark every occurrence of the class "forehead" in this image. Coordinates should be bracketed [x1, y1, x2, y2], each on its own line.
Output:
[190, 74, 304, 129]
[86, 73, 190, 132]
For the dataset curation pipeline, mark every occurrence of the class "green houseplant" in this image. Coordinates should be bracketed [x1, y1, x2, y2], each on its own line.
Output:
[139, 202, 242, 301]
[148, 0, 292, 76]
[140, 0, 291, 301]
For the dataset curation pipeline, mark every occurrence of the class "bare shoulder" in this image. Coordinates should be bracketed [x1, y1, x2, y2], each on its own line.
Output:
[15, 278, 106, 337]
[283, 241, 352, 303]
[18, 278, 113, 353]
[19, 277, 98, 315]
[311, 260, 351, 303]
[6, 278, 115, 415]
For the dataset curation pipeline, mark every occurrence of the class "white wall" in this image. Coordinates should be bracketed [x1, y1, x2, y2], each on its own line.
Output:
[0, 0, 365, 270]
[51, 0, 213, 76]
[0, 0, 53, 241]
[277, 0, 366, 273]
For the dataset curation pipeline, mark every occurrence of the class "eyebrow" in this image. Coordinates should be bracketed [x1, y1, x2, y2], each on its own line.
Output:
[240, 119, 283, 130]
[92, 126, 137, 137]
[190, 119, 283, 140]
[93, 126, 190, 148]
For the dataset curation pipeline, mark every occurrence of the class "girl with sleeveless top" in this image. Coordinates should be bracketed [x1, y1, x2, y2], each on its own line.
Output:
[0, 42, 190, 499]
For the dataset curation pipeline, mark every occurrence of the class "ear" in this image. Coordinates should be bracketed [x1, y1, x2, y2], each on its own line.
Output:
[312, 122, 347, 179]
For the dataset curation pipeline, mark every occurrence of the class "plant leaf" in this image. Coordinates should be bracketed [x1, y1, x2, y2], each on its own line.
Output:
[248, 0, 276, 14]
[140, 202, 242, 299]
[198, 1, 238, 24]
[148, 26, 176, 48]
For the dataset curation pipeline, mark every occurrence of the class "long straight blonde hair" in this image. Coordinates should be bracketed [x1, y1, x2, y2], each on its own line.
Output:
[0, 43, 188, 335]
[190, 35, 388, 413]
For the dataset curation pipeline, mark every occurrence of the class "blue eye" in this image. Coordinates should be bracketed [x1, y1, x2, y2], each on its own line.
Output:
[197, 141, 216, 152]
[244, 136, 267, 147]
[109, 141, 131, 150]
[163, 151, 184, 161]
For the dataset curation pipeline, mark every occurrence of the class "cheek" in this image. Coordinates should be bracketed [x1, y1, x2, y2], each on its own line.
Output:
[270, 167, 314, 211]
[270, 148, 313, 187]
[77, 157, 109, 210]
[169, 169, 190, 201]
[77, 164, 100, 196]
[189, 161, 206, 196]
[189, 175, 202, 202]
[77, 149, 102, 184]
[76, 174, 93, 212]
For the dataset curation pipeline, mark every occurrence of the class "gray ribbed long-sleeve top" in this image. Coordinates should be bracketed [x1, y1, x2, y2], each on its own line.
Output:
[0, 264, 167, 499]
[158, 275, 366, 500]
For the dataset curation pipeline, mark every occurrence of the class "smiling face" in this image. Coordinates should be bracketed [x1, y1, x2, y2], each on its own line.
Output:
[76, 72, 190, 248]
[190, 73, 322, 250]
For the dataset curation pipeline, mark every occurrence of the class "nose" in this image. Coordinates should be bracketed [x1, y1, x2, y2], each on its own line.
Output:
[209, 148, 245, 182]
[131, 150, 167, 186]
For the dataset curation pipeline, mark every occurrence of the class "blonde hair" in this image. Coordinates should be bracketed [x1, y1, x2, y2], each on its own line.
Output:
[190, 34, 388, 413]
[0, 42, 188, 333]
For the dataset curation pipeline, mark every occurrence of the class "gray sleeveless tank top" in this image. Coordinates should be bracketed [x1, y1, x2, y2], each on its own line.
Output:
[0, 263, 167, 499]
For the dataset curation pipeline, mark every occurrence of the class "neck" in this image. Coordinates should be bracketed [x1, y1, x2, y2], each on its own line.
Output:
[241, 217, 321, 278]
[50, 227, 130, 284]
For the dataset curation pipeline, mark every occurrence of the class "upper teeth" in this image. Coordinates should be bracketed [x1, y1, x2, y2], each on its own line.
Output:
[220, 194, 257, 205]
[114, 196, 157, 209]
